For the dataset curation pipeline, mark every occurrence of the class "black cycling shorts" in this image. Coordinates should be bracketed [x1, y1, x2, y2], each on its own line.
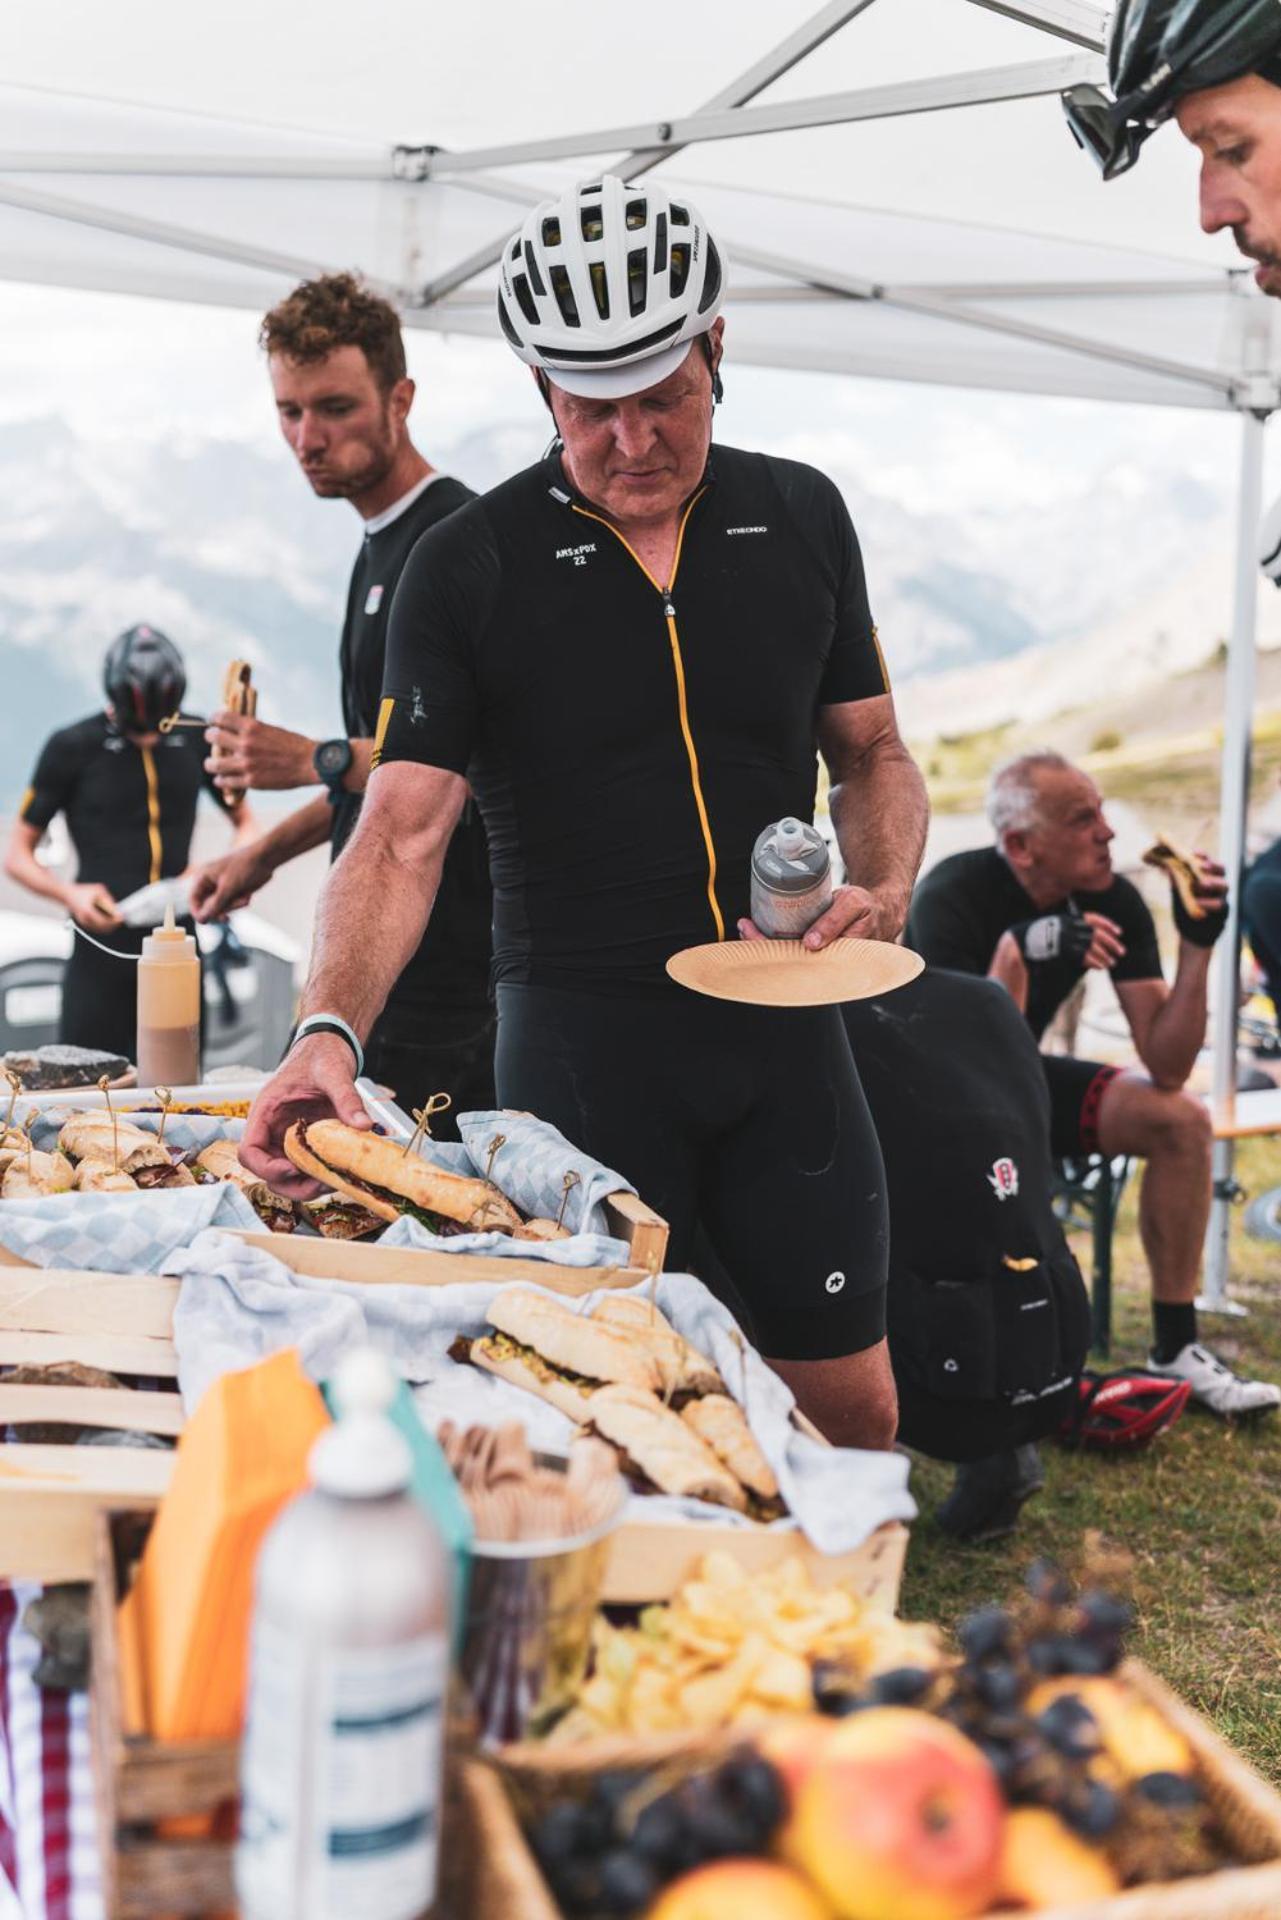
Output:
[1043, 1054, 1123, 1159]
[494, 982, 888, 1362]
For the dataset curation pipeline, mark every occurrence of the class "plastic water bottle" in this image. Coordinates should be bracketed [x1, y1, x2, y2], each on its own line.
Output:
[750, 817, 833, 937]
[236, 1350, 451, 1920]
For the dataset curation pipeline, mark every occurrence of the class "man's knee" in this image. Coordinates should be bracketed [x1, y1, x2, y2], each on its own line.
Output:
[1101, 1076, 1210, 1163]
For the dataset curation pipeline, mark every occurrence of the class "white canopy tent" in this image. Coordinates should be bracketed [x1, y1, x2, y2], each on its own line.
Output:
[1, 0, 1275, 1301]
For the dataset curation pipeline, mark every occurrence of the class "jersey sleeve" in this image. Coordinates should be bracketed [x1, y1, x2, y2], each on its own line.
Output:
[1110, 878, 1164, 983]
[372, 510, 497, 777]
[813, 474, 890, 705]
[19, 730, 76, 832]
[906, 866, 994, 975]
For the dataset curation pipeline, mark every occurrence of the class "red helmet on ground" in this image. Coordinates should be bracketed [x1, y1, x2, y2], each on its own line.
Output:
[1059, 1370, 1192, 1450]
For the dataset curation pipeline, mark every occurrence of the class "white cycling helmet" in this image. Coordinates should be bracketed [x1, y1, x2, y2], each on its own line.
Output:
[497, 175, 725, 398]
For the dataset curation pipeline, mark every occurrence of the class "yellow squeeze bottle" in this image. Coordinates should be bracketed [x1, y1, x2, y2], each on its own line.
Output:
[135, 903, 201, 1088]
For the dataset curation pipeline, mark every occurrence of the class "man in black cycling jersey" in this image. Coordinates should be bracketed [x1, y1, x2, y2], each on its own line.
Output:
[909, 750, 1280, 1420]
[1062, 0, 1281, 296]
[4, 625, 255, 1062]
[188, 274, 492, 1133]
[242, 177, 928, 1450]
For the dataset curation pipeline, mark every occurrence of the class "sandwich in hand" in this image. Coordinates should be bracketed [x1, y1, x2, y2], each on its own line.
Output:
[2, 1150, 74, 1197]
[195, 1140, 297, 1232]
[284, 1118, 524, 1235]
[1142, 833, 1215, 921]
[454, 1287, 666, 1418]
[584, 1385, 747, 1513]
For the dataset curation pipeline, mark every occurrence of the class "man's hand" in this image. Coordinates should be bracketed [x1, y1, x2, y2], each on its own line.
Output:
[189, 845, 274, 922]
[204, 710, 317, 792]
[65, 882, 121, 934]
[1172, 854, 1229, 949]
[239, 1035, 371, 1197]
[1010, 908, 1124, 972]
[737, 883, 905, 951]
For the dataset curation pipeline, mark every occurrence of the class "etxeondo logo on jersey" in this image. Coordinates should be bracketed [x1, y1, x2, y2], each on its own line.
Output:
[555, 542, 597, 567]
[726, 524, 768, 536]
[988, 1157, 1019, 1201]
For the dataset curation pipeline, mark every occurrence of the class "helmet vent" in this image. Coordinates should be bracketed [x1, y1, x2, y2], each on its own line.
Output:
[580, 204, 604, 242]
[654, 211, 668, 274]
[669, 204, 690, 227]
[511, 272, 540, 327]
[509, 239, 521, 261]
[589, 261, 610, 321]
[627, 248, 648, 317]
[697, 239, 723, 315]
[541, 216, 562, 248]
[523, 240, 546, 297]
[549, 264, 581, 328]
[625, 198, 647, 230]
[670, 243, 690, 298]
[497, 299, 523, 348]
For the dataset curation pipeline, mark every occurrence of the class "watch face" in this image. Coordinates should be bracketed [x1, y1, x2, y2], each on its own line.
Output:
[316, 739, 349, 778]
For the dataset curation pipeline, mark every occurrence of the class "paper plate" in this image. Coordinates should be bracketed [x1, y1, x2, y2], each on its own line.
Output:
[666, 937, 924, 1007]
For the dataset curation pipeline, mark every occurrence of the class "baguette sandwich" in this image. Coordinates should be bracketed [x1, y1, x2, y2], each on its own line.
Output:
[454, 1287, 666, 1419]
[2, 1150, 74, 1197]
[590, 1294, 725, 1399]
[584, 1385, 747, 1512]
[284, 1118, 524, 1234]
[56, 1112, 194, 1188]
[1142, 833, 1214, 921]
[195, 1140, 297, 1232]
[73, 1159, 139, 1193]
[680, 1394, 784, 1519]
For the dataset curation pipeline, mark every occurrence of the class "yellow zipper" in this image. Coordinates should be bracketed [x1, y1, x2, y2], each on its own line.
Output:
[139, 744, 162, 884]
[571, 489, 725, 941]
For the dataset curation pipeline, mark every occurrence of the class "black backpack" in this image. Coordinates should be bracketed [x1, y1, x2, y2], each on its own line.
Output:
[843, 968, 1090, 1462]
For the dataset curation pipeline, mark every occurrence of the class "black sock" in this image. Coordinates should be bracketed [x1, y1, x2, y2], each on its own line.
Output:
[1152, 1301, 1197, 1364]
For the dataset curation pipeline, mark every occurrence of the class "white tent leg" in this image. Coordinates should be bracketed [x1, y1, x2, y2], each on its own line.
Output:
[1200, 410, 1267, 1315]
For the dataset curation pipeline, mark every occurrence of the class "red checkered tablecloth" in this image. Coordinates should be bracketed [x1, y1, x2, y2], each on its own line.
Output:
[0, 1586, 101, 1920]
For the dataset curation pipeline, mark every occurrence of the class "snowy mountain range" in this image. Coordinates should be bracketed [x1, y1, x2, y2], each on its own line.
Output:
[0, 411, 1250, 800]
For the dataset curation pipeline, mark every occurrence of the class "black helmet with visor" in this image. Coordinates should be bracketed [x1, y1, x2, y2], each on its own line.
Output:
[1062, 0, 1281, 180]
[103, 624, 187, 734]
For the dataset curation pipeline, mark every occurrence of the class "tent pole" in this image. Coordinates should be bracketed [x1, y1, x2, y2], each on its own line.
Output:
[1200, 409, 1266, 1315]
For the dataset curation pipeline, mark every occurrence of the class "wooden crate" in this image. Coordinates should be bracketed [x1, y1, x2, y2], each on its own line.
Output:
[602, 1511, 907, 1607]
[456, 1661, 1281, 1920]
[90, 1510, 238, 1920]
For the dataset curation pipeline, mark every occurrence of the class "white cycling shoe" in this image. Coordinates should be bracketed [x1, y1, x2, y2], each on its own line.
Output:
[1146, 1342, 1281, 1420]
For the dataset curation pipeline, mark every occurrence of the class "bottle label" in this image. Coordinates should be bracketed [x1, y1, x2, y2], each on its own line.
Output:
[238, 1617, 447, 1919]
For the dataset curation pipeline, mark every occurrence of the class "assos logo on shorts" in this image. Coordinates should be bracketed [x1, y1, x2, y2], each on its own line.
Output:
[987, 1157, 1019, 1201]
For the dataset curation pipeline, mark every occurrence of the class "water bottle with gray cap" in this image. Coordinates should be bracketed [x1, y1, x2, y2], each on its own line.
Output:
[750, 816, 833, 938]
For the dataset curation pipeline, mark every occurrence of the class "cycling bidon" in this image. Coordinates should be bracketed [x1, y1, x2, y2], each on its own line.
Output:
[373, 442, 893, 1361]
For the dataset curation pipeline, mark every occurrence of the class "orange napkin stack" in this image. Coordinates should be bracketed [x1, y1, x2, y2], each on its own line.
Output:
[119, 1346, 330, 1740]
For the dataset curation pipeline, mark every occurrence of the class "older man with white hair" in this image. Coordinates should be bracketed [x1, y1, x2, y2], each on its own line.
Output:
[908, 749, 1279, 1419]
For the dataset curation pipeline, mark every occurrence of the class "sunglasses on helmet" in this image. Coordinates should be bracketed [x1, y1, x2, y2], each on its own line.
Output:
[1062, 82, 1157, 180]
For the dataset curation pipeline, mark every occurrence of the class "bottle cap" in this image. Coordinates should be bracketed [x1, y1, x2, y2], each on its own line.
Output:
[775, 818, 808, 859]
[142, 902, 197, 961]
[311, 1347, 412, 1499]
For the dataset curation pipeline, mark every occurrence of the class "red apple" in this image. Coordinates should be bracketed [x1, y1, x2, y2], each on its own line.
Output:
[783, 1707, 1004, 1920]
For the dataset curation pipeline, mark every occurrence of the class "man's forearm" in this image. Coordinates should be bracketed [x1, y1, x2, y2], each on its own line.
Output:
[987, 930, 1030, 1014]
[301, 811, 445, 1039]
[251, 796, 336, 875]
[830, 738, 929, 934]
[5, 845, 73, 910]
[1139, 947, 1211, 1089]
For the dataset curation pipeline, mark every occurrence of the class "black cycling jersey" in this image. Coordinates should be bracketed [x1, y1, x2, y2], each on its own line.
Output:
[21, 712, 230, 898]
[20, 712, 224, 1061]
[336, 474, 493, 1022]
[377, 444, 889, 991]
[907, 846, 1163, 1040]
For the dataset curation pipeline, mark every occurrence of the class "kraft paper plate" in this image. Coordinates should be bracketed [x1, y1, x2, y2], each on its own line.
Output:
[666, 937, 924, 1007]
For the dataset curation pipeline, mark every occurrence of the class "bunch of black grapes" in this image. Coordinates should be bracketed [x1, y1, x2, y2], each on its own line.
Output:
[528, 1750, 787, 1917]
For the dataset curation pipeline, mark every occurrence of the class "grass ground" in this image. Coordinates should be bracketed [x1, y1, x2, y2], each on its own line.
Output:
[900, 1137, 1281, 1784]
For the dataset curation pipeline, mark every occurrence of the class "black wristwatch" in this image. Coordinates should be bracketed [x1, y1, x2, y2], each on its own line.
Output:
[313, 737, 353, 798]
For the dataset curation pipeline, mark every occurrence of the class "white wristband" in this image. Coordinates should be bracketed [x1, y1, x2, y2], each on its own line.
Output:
[291, 1013, 365, 1078]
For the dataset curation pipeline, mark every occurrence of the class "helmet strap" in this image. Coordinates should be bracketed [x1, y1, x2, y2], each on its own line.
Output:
[701, 332, 724, 406]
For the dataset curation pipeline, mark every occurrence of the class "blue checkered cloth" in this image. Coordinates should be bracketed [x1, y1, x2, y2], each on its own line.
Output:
[0, 1185, 260, 1273]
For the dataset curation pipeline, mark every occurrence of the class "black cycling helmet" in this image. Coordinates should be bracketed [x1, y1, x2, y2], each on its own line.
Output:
[1063, 0, 1281, 180]
[103, 624, 187, 733]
